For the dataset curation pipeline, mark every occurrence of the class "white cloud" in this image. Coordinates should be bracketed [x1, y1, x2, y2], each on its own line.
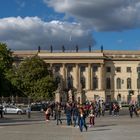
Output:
[44, 0, 140, 31]
[0, 17, 94, 50]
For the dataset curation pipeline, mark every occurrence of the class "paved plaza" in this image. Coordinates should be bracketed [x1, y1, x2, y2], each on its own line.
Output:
[0, 110, 140, 140]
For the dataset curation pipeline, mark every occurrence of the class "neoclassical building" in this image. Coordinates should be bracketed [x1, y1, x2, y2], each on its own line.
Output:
[13, 50, 140, 104]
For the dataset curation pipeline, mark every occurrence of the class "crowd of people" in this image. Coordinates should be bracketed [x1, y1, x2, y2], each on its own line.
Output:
[1, 99, 139, 132]
[44, 100, 121, 132]
[44, 100, 140, 132]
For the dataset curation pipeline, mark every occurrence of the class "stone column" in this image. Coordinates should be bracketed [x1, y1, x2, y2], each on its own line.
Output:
[62, 63, 66, 88]
[100, 63, 104, 90]
[75, 64, 79, 89]
[87, 63, 91, 90]
[91, 64, 93, 90]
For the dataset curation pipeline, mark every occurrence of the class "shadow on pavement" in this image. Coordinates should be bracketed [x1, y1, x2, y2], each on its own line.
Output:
[95, 124, 117, 128]
[87, 128, 112, 132]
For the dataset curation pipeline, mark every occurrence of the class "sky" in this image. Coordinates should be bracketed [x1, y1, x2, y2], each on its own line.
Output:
[0, 0, 140, 51]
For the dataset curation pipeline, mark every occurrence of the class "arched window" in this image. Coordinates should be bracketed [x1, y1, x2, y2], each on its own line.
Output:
[127, 78, 131, 89]
[93, 77, 98, 90]
[80, 76, 85, 89]
[116, 78, 121, 89]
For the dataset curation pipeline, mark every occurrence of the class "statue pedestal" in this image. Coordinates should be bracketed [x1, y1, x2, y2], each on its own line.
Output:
[55, 91, 61, 103]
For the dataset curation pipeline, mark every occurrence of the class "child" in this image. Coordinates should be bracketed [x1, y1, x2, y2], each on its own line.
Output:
[45, 106, 51, 121]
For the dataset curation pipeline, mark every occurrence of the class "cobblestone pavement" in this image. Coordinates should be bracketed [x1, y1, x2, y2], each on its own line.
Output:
[0, 110, 140, 140]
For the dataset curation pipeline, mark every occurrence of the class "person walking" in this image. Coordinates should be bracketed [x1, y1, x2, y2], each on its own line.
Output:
[45, 106, 51, 121]
[0, 105, 3, 118]
[79, 107, 88, 132]
[56, 105, 62, 125]
[129, 104, 134, 118]
[65, 103, 72, 126]
[72, 104, 79, 127]
[89, 105, 95, 127]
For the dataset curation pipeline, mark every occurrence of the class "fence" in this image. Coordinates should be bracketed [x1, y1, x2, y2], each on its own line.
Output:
[0, 96, 33, 105]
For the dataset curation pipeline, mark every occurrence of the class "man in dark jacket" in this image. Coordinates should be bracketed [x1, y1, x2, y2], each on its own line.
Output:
[0, 105, 3, 118]
[56, 105, 62, 125]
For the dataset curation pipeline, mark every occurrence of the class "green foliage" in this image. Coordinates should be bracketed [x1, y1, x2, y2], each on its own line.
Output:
[17, 56, 56, 100]
[0, 43, 13, 97]
[0, 43, 57, 100]
[0, 43, 13, 73]
[33, 76, 56, 100]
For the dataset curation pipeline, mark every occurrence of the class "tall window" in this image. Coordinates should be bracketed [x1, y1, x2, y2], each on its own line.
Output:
[116, 78, 121, 89]
[55, 66, 60, 72]
[137, 67, 140, 72]
[137, 78, 140, 89]
[55, 76, 61, 85]
[80, 66, 85, 73]
[93, 66, 98, 72]
[80, 76, 85, 89]
[67, 65, 73, 72]
[127, 78, 131, 89]
[93, 77, 98, 90]
[106, 77, 111, 89]
[67, 75, 73, 89]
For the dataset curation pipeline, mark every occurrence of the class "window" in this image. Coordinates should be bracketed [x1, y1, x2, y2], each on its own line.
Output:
[55, 76, 61, 84]
[106, 77, 111, 89]
[93, 66, 98, 72]
[137, 78, 140, 89]
[93, 77, 98, 90]
[127, 67, 131, 73]
[106, 67, 111, 73]
[137, 67, 140, 72]
[127, 78, 131, 89]
[54, 66, 60, 72]
[116, 67, 121, 72]
[80, 76, 85, 89]
[67, 65, 73, 72]
[80, 66, 85, 73]
[67, 75, 73, 89]
[116, 78, 121, 89]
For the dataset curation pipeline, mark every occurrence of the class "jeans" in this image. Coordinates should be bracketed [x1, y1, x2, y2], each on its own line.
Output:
[66, 115, 71, 126]
[73, 115, 79, 127]
[79, 117, 87, 132]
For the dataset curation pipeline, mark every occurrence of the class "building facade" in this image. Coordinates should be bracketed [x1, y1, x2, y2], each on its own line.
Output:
[13, 50, 140, 104]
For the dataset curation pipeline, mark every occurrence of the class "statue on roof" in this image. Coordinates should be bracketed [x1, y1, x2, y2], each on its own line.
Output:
[50, 45, 53, 53]
[38, 46, 41, 53]
[76, 45, 78, 52]
[89, 45, 91, 52]
[62, 45, 65, 52]
[101, 45, 103, 52]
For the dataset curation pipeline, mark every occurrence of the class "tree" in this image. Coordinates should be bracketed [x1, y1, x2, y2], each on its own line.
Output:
[34, 76, 56, 100]
[17, 56, 56, 100]
[0, 43, 13, 73]
[0, 43, 13, 97]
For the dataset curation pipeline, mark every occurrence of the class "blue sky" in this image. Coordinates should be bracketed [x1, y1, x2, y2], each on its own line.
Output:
[0, 0, 140, 50]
